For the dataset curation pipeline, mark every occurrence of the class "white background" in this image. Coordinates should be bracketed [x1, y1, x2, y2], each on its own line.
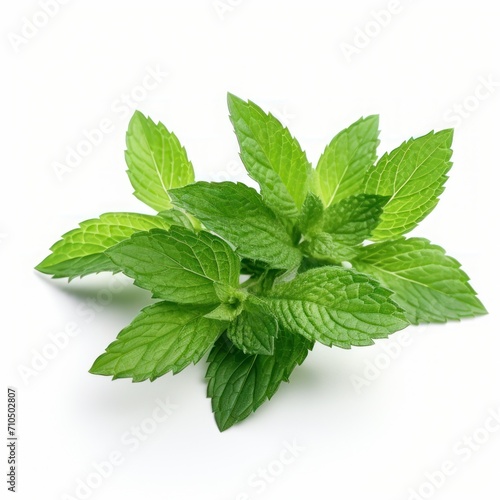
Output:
[2, 1, 499, 499]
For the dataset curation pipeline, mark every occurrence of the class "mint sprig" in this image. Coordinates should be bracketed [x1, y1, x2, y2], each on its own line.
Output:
[36, 94, 487, 431]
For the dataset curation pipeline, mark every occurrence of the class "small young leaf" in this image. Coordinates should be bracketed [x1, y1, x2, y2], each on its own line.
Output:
[90, 302, 226, 381]
[169, 181, 302, 269]
[354, 237, 488, 324]
[226, 298, 278, 355]
[35, 213, 174, 280]
[313, 116, 380, 207]
[106, 227, 240, 305]
[204, 298, 245, 322]
[203, 304, 237, 321]
[322, 194, 389, 246]
[227, 93, 311, 221]
[297, 192, 324, 236]
[365, 130, 453, 240]
[264, 267, 409, 348]
[126, 111, 195, 211]
[206, 330, 312, 431]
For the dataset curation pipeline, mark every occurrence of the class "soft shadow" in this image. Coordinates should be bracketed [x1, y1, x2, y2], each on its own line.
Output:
[286, 362, 323, 388]
[34, 272, 152, 311]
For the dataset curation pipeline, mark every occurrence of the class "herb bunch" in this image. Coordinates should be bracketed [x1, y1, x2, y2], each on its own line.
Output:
[37, 94, 486, 431]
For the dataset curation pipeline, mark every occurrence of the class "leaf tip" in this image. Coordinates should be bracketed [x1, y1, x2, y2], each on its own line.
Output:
[227, 92, 246, 114]
[88, 362, 102, 376]
[364, 114, 380, 126]
[89, 354, 113, 377]
[226, 91, 241, 103]
[130, 109, 147, 123]
[434, 127, 455, 147]
[214, 413, 233, 432]
[34, 261, 47, 274]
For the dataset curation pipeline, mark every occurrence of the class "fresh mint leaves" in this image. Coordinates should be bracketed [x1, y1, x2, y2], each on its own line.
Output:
[90, 302, 226, 381]
[106, 226, 241, 306]
[169, 181, 302, 269]
[364, 130, 453, 240]
[36, 94, 487, 431]
[228, 93, 312, 222]
[35, 212, 175, 280]
[125, 111, 195, 211]
[265, 267, 409, 348]
[354, 238, 487, 323]
[313, 115, 380, 207]
[207, 330, 312, 431]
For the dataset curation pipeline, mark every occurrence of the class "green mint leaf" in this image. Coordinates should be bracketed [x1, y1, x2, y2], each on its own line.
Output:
[297, 192, 324, 236]
[206, 329, 312, 431]
[90, 302, 226, 381]
[105, 227, 240, 305]
[125, 111, 195, 211]
[264, 267, 409, 348]
[35, 213, 174, 280]
[227, 93, 311, 221]
[169, 181, 302, 269]
[226, 298, 278, 355]
[354, 237, 487, 324]
[322, 194, 389, 246]
[365, 130, 453, 240]
[300, 233, 359, 264]
[313, 116, 379, 207]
